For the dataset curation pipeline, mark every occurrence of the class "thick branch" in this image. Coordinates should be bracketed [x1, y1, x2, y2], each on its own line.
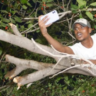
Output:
[13, 62, 96, 89]
[12, 55, 96, 88]
[5, 54, 54, 79]
[0, 30, 63, 61]
[13, 56, 73, 87]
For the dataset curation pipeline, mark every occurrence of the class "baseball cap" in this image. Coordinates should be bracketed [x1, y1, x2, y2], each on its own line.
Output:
[72, 18, 91, 30]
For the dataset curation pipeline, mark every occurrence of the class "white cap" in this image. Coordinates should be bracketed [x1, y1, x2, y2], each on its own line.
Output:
[72, 18, 91, 29]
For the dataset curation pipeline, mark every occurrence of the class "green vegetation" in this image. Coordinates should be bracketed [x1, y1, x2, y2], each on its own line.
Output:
[0, 0, 96, 95]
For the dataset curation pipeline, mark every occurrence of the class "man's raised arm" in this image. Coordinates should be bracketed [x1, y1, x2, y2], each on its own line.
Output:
[38, 16, 74, 54]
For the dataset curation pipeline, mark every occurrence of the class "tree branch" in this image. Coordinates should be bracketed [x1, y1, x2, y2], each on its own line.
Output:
[5, 54, 54, 79]
[0, 30, 63, 61]
[9, 23, 22, 37]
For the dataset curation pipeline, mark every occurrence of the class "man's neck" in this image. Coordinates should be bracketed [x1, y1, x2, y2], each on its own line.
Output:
[81, 36, 93, 48]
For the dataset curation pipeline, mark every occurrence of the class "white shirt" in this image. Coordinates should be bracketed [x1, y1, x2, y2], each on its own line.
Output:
[69, 34, 96, 60]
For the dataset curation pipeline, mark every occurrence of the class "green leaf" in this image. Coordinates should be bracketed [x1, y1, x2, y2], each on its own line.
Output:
[46, 0, 53, 2]
[14, 16, 22, 23]
[71, 4, 78, 10]
[46, 4, 53, 7]
[20, 25, 25, 31]
[90, 2, 96, 6]
[77, 0, 86, 8]
[1, 10, 8, 14]
[75, 87, 82, 94]
[27, 2, 32, 7]
[22, 5, 27, 9]
[72, 10, 77, 14]
[36, 30, 40, 33]
[79, 13, 83, 18]
[36, 38, 42, 43]
[64, 76, 68, 81]
[26, 21, 32, 24]
[2, 18, 10, 23]
[32, 0, 37, 3]
[11, 10, 17, 15]
[0, 22, 6, 27]
[0, 47, 3, 55]
[71, 4, 78, 12]
[10, 18, 16, 23]
[21, 0, 27, 4]
[42, 0, 47, 2]
[86, 11, 93, 20]
[94, 25, 96, 29]
[28, 24, 33, 28]
[0, 92, 2, 96]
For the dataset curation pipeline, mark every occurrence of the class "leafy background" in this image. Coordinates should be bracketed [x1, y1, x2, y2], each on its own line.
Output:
[0, 0, 96, 96]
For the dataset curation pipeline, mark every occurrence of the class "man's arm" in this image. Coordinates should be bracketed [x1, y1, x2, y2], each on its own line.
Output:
[89, 60, 96, 64]
[38, 16, 74, 54]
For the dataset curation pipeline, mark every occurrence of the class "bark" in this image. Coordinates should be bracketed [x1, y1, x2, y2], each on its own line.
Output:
[5, 54, 54, 79]
[12, 56, 96, 88]
[13, 56, 72, 88]
[0, 29, 63, 61]
[9, 23, 22, 37]
[5, 54, 96, 89]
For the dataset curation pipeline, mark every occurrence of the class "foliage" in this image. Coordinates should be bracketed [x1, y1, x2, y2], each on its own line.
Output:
[0, 0, 96, 96]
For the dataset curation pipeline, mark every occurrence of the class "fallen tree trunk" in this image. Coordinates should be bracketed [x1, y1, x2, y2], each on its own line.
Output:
[5, 54, 96, 89]
[0, 29, 62, 61]
[0, 10, 96, 89]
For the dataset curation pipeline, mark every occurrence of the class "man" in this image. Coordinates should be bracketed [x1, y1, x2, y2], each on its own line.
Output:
[38, 16, 96, 64]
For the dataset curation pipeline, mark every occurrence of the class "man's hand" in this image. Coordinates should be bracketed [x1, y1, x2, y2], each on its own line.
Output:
[38, 16, 52, 36]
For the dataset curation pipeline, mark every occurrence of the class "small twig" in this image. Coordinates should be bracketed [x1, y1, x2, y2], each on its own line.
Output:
[43, 2, 46, 14]
[21, 23, 38, 34]
[23, 17, 38, 20]
[59, 11, 72, 19]
[67, 0, 71, 10]
[0, 86, 10, 92]
[0, 85, 7, 90]
[68, 31, 76, 40]
[35, 8, 38, 18]
[22, 27, 39, 34]
[66, 40, 76, 46]
[28, 2, 37, 16]
[0, 52, 6, 62]
[62, 0, 65, 11]
[57, 13, 79, 23]
[57, 0, 60, 5]
[85, 8, 96, 11]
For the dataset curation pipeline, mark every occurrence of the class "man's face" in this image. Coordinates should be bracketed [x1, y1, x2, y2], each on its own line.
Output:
[74, 23, 91, 42]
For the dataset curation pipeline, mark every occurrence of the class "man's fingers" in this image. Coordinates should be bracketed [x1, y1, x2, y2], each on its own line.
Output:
[38, 15, 43, 22]
[38, 15, 50, 26]
[43, 17, 50, 23]
[42, 16, 48, 20]
[46, 23, 52, 27]
[38, 15, 52, 28]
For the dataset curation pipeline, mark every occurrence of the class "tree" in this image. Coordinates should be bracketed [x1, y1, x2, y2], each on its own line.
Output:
[0, 0, 96, 95]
